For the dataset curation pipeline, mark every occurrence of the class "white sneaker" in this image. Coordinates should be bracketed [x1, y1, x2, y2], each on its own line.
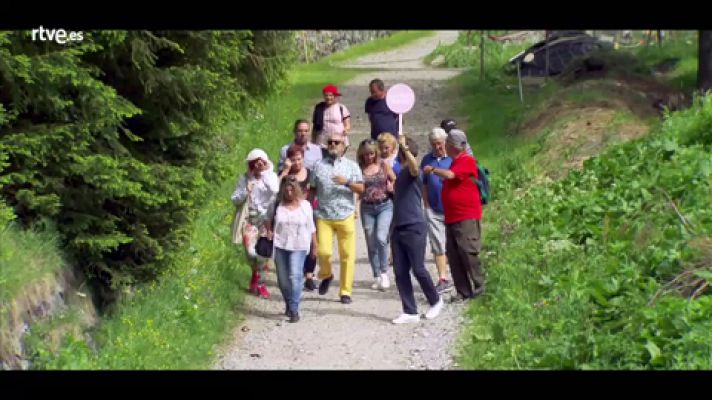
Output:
[380, 273, 390, 289]
[425, 297, 444, 320]
[392, 313, 420, 324]
[371, 277, 381, 290]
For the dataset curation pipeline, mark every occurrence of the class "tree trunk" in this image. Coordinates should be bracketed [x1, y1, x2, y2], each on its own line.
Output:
[480, 31, 485, 81]
[657, 30, 663, 48]
[545, 30, 550, 80]
[699, 31, 712, 92]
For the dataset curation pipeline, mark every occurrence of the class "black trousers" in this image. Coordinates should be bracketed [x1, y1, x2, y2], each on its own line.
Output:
[445, 218, 484, 298]
[303, 214, 317, 275]
[391, 222, 439, 315]
[303, 254, 317, 275]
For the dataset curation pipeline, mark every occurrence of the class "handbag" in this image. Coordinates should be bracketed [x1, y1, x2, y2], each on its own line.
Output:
[231, 198, 249, 245]
[255, 236, 273, 258]
[255, 197, 280, 258]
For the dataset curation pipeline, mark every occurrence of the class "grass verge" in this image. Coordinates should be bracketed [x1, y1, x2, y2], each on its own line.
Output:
[451, 31, 712, 369]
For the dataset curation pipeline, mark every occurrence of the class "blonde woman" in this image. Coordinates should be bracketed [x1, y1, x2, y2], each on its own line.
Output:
[377, 132, 401, 176]
[377, 131, 400, 266]
[357, 139, 396, 290]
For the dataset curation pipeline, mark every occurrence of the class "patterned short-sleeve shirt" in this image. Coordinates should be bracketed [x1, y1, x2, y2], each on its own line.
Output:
[310, 156, 363, 220]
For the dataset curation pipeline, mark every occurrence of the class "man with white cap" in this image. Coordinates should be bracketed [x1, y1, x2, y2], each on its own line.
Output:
[231, 148, 280, 298]
[423, 129, 485, 302]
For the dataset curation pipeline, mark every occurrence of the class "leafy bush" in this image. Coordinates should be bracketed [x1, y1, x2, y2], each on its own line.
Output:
[0, 31, 295, 286]
[427, 31, 536, 82]
[461, 94, 712, 369]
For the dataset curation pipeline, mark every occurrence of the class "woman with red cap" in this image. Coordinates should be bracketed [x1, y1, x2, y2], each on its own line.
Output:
[312, 84, 352, 152]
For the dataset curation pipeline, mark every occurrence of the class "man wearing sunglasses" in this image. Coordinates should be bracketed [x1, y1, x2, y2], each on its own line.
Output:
[309, 132, 364, 304]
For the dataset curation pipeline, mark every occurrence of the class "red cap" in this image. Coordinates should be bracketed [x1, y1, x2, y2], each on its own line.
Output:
[323, 84, 342, 96]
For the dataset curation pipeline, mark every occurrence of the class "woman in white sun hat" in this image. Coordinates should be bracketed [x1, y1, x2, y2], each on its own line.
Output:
[231, 148, 279, 298]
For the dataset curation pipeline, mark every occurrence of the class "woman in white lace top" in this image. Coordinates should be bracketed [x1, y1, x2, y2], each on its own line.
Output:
[265, 177, 316, 323]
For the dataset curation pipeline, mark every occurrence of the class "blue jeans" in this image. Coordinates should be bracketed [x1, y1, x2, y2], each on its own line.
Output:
[360, 199, 393, 277]
[274, 247, 307, 314]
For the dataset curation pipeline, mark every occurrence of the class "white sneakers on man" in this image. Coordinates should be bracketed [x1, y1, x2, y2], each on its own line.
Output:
[371, 276, 381, 290]
[392, 298, 443, 324]
[425, 297, 444, 320]
[392, 313, 420, 324]
[380, 273, 390, 289]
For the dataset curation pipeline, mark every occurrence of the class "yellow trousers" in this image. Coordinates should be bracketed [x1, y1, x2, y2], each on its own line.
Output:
[316, 214, 356, 296]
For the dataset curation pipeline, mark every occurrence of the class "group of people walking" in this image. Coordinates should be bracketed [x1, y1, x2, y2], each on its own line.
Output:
[231, 80, 485, 324]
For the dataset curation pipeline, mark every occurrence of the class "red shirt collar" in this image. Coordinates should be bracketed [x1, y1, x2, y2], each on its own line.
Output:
[454, 151, 469, 161]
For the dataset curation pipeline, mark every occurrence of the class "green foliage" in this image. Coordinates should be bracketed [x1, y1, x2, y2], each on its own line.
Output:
[632, 32, 698, 91]
[21, 307, 94, 369]
[450, 68, 560, 176]
[0, 200, 12, 226]
[459, 95, 712, 369]
[427, 31, 534, 82]
[26, 189, 248, 369]
[0, 31, 295, 285]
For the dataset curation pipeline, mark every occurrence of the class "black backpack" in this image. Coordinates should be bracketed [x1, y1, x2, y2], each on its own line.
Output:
[312, 102, 345, 133]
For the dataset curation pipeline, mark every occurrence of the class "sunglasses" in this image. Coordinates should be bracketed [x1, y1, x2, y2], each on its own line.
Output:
[360, 139, 377, 145]
[327, 140, 343, 145]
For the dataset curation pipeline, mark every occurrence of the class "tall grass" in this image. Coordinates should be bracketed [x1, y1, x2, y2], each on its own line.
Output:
[1, 220, 67, 369]
[426, 31, 535, 75]
[449, 30, 699, 172]
[632, 32, 698, 91]
[457, 95, 712, 369]
[454, 71, 559, 174]
[0, 222, 64, 304]
[451, 30, 712, 369]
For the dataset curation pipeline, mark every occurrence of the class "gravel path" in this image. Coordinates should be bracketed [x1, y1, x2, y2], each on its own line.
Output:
[214, 31, 469, 370]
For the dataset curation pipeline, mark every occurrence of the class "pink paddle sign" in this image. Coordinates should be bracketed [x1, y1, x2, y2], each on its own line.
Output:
[385, 83, 415, 135]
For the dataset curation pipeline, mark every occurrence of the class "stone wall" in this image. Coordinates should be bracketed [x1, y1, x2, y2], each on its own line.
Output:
[0, 267, 97, 370]
[295, 30, 394, 62]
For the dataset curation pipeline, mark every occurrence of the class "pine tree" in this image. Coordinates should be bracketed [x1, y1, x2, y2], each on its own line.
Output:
[0, 30, 295, 286]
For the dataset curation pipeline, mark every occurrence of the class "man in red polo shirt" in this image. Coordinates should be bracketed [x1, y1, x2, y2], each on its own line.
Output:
[422, 129, 484, 302]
